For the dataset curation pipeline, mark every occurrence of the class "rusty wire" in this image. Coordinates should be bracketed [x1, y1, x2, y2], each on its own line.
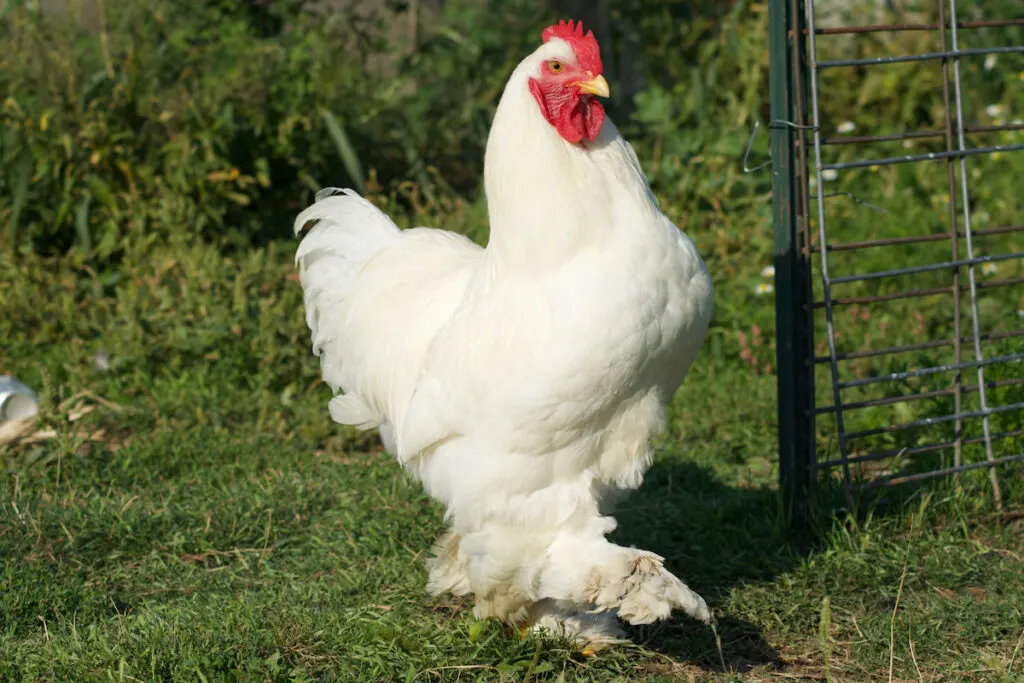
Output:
[796, 0, 1024, 506]
[808, 18, 1024, 36]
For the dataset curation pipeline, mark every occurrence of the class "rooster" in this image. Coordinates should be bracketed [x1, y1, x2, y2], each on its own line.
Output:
[294, 20, 714, 649]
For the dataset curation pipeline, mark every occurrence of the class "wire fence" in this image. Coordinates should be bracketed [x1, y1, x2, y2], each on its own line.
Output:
[769, 0, 1024, 516]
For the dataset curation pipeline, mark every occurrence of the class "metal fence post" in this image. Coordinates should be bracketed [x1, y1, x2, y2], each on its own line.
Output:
[770, 0, 815, 523]
[768, 1, 1023, 516]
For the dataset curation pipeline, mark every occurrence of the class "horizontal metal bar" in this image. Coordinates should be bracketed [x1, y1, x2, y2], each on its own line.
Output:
[844, 401, 1024, 441]
[817, 45, 1024, 69]
[820, 428, 1024, 469]
[814, 329, 1024, 365]
[813, 276, 1024, 308]
[830, 252, 1024, 285]
[822, 123, 1024, 146]
[816, 377, 1024, 416]
[857, 452, 1024, 490]
[837, 352, 1024, 390]
[818, 286, 950, 307]
[822, 143, 1024, 172]
[812, 225, 1024, 254]
[810, 19, 1024, 36]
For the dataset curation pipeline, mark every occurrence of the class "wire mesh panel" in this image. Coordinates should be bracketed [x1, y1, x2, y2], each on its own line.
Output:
[770, 0, 1024, 515]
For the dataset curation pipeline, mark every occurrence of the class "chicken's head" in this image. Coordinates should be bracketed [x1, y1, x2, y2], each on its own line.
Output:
[528, 20, 609, 145]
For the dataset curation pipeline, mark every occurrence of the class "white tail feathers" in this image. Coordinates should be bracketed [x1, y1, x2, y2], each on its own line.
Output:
[293, 186, 482, 443]
[293, 188, 401, 425]
[294, 189, 400, 358]
[294, 188, 400, 273]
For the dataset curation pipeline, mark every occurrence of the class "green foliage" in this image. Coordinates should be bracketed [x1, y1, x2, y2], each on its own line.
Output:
[0, 0, 543, 257]
[0, 0, 782, 263]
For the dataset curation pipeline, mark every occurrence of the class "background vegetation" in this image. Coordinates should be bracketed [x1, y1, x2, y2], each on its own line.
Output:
[1, 0, 1022, 680]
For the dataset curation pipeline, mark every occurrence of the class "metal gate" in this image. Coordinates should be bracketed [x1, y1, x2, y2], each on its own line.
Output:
[769, 0, 1024, 515]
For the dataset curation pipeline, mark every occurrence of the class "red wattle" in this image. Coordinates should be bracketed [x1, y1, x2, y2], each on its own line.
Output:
[529, 78, 606, 145]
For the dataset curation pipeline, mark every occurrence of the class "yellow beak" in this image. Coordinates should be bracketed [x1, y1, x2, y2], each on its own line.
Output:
[576, 74, 610, 98]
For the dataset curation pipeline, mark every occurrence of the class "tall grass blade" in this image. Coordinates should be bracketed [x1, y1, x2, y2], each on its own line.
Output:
[6, 154, 31, 246]
[75, 193, 93, 255]
[320, 110, 365, 195]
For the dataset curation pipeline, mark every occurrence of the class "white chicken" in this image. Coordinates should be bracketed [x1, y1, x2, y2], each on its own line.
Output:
[294, 20, 714, 649]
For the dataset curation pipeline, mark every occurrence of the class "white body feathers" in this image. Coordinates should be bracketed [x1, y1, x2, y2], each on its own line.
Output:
[295, 36, 714, 644]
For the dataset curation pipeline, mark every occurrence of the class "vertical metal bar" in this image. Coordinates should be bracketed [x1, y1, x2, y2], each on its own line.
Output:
[804, 0, 854, 507]
[937, 0, 964, 483]
[771, 0, 816, 522]
[947, 0, 1003, 508]
[790, 0, 817, 482]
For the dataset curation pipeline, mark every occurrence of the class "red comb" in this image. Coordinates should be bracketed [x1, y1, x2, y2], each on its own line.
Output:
[542, 19, 603, 75]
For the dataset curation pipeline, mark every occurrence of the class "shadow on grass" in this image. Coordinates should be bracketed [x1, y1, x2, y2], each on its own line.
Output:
[607, 457, 823, 674]
[611, 452, 1016, 674]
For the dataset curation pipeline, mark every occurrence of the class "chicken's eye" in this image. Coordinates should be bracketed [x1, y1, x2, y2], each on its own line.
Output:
[549, 61, 563, 74]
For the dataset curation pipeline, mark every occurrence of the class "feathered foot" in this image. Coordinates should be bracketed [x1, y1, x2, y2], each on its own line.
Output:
[425, 529, 471, 597]
[585, 549, 713, 626]
[524, 599, 627, 654]
[427, 529, 531, 623]
[426, 526, 712, 650]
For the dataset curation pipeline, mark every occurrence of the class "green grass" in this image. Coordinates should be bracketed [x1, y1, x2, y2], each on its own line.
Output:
[2, 0, 1024, 679]
[1, 231, 1022, 682]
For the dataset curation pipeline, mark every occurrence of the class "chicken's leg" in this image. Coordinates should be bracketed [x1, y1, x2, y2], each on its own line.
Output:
[427, 514, 712, 641]
[425, 528, 471, 597]
[539, 529, 714, 626]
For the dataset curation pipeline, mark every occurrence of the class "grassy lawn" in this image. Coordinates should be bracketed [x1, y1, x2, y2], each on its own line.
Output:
[1, 235, 1022, 682]
[2, 0, 1024, 680]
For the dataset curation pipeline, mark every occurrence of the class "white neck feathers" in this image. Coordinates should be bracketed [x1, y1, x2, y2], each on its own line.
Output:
[482, 48, 660, 271]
